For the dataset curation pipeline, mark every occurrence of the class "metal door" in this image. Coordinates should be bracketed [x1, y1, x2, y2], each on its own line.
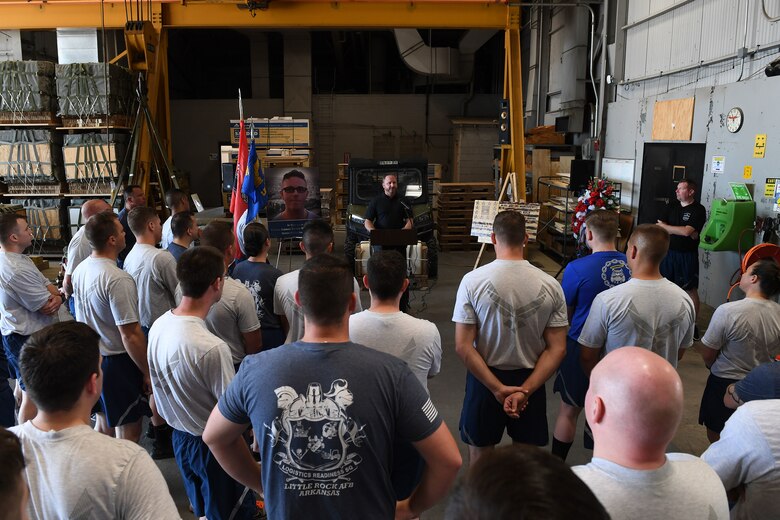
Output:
[637, 143, 706, 225]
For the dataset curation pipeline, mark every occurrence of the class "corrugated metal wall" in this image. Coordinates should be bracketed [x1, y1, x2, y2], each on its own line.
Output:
[620, 0, 780, 99]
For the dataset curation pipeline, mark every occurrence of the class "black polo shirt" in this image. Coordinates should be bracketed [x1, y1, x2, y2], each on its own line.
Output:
[365, 194, 411, 229]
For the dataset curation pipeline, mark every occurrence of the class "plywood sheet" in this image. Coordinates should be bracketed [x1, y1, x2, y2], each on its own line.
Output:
[651, 97, 694, 141]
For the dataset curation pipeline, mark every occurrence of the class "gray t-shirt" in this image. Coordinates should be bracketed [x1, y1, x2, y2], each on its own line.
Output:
[0, 251, 57, 336]
[10, 422, 180, 520]
[72, 256, 140, 356]
[65, 226, 92, 276]
[123, 244, 178, 328]
[702, 399, 780, 520]
[578, 277, 695, 367]
[273, 270, 364, 344]
[349, 310, 441, 393]
[205, 277, 261, 364]
[148, 311, 235, 436]
[217, 341, 441, 520]
[452, 259, 568, 370]
[702, 298, 780, 379]
[573, 454, 729, 520]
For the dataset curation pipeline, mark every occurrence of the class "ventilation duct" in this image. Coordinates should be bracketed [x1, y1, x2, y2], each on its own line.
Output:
[393, 29, 496, 82]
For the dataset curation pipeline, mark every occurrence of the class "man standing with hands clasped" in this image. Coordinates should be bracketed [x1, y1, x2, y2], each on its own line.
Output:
[453, 211, 567, 466]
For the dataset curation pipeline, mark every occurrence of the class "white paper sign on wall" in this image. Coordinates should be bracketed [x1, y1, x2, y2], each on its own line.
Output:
[711, 156, 725, 174]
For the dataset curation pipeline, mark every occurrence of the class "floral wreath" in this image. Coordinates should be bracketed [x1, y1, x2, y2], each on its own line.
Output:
[571, 178, 620, 238]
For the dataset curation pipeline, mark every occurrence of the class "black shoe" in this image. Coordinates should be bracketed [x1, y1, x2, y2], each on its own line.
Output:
[150, 425, 174, 460]
[693, 325, 701, 342]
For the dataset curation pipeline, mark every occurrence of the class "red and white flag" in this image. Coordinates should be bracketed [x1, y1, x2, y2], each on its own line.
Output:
[230, 118, 249, 259]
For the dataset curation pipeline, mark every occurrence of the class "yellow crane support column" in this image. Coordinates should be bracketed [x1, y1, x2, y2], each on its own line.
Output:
[500, 6, 526, 201]
[124, 4, 171, 201]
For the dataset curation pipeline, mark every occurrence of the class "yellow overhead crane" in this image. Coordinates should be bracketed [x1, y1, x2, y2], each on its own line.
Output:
[1, 0, 526, 200]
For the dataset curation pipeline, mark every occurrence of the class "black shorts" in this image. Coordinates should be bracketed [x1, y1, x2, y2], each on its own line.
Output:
[553, 337, 589, 408]
[699, 373, 739, 433]
[661, 249, 699, 290]
[459, 368, 548, 447]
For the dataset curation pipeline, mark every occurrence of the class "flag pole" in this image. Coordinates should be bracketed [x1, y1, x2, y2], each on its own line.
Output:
[238, 88, 243, 121]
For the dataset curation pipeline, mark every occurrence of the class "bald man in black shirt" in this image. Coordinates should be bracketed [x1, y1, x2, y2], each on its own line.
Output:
[364, 174, 413, 232]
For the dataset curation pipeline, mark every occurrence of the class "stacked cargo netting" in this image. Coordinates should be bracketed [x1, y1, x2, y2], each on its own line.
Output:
[63, 133, 127, 195]
[56, 63, 134, 127]
[0, 129, 65, 194]
[0, 61, 58, 125]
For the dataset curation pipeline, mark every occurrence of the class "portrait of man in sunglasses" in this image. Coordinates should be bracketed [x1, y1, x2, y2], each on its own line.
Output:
[273, 170, 320, 221]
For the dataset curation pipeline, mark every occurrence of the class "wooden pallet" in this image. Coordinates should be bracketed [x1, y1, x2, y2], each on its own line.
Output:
[435, 182, 494, 195]
[435, 200, 477, 212]
[437, 192, 490, 204]
[435, 207, 474, 220]
[0, 111, 60, 126]
[60, 114, 133, 129]
[67, 181, 114, 195]
[6, 182, 66, 195]
[437, 221, 471, 234]
[438, 233, 480, 251]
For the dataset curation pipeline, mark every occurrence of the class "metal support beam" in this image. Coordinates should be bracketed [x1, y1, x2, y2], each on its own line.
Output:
[1, 2, 509, 30]
[501, 6, 526, 201]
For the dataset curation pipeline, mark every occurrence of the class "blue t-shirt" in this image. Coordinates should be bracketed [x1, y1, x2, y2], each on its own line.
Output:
[231, 260, 284, 330]
[218, 341, 441, 520]
[561, 251, 631, 340]
[166, 242, 187, 263]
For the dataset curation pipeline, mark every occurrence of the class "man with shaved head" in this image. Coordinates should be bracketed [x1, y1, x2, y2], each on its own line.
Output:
[572, 347, 729, 519]
[578, 224, 695, 374]
[62, 198, 112, 311]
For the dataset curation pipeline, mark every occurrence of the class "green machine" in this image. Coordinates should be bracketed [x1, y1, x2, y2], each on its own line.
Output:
[699, 195, 755, 252]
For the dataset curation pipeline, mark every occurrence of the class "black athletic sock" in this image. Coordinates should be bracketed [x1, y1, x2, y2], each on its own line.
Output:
[551, 437, 573, 461]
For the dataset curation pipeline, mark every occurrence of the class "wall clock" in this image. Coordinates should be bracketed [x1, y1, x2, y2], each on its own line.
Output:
[726, 107, 744, 133]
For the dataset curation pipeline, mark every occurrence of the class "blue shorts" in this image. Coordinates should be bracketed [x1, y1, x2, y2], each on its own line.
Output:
[459, 368, 548, 447]
[699, 373, 738, 433]
[172, 429, 256, 520]
[553, 337, 589, 408]
[2, 333, 29, 390]
[261, 328, 286, 351]
[391, 440, 424, 501]
[99, 353, 151, 427]
[661, 249, 699, 290]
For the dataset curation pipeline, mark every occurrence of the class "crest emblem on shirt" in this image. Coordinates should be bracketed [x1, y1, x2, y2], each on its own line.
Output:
[601, 259, 628, 288]
[267, 379, 365, 495]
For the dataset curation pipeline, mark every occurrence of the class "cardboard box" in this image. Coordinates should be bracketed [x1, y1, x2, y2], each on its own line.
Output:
[229, 118, 310, 148]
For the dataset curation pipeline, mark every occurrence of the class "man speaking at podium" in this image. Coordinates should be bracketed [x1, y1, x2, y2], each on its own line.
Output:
[364, 173, 414, 311]
[364, 173, 413, 234]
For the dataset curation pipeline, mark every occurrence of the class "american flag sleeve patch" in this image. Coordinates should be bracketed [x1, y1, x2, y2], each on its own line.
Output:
[422, 398, 438, 423]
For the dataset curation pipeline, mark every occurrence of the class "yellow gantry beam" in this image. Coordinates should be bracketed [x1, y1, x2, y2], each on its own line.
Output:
[501, 6, 525, 200]
[2, 0, 523, 199]
[0, 1, 509, 30]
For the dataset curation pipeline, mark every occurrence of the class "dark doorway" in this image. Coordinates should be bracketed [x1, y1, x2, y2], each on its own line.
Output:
[637, 143, 706, 225]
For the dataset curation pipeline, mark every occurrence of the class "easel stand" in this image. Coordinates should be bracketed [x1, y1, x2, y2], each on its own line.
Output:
[275, 237, 302, 271]
[473, 171, 518, 270]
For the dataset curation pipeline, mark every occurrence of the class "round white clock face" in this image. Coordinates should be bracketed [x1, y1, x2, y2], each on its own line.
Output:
[726, 107, 743, 133]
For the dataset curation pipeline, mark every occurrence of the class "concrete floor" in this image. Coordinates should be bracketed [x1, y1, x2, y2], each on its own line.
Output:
[137, 236, 715, 518]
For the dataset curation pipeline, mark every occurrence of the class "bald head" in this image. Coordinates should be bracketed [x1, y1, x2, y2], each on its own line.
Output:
[81, 199, 111, 221]
[587, 347, 683, 455]
[628, 224, 669, 265]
